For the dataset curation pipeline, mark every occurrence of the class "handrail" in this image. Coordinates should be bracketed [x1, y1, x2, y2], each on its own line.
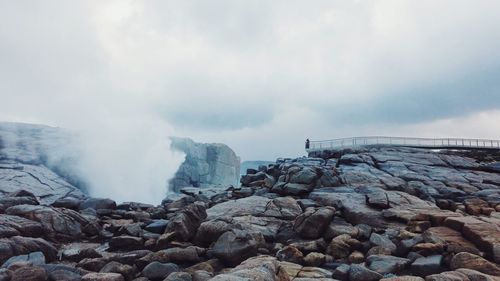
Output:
[306, 136, 500, 152]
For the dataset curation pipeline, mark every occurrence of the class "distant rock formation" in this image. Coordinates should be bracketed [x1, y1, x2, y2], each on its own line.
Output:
[169, 137, 240, 192]
[0, 122, 87, 204]
[240, 160, 274, 176]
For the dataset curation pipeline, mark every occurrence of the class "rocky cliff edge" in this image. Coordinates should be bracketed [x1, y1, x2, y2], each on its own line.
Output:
[0, 146, 499, 280]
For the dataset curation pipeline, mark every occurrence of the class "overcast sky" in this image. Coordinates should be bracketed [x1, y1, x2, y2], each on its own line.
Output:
[2, 0, 500, 161]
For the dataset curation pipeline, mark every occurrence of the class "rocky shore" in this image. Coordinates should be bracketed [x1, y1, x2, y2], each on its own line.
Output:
[0, 146, 499, 281]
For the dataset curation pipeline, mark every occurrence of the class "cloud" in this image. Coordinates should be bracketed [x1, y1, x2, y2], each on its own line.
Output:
[324, 64, 500, 125]
[1, 0, 500, 164]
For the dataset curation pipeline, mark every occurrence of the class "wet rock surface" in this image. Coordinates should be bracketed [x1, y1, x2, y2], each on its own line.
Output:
[0, 123, 87, 205]
[0, 146, 498, 280]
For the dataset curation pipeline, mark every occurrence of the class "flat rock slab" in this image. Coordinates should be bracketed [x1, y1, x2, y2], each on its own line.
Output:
[444, 216, 500, 263]
[0, 162, 85, 205]
[206, 196, 301, 220]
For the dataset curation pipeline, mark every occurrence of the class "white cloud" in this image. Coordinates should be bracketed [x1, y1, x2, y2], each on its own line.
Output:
[1, 0, 500, 165]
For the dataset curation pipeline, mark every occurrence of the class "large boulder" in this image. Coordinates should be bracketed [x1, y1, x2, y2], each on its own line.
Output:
[366, 255, 411, 275]
[0, 214, 43, 238]
[444, 216, 500, 263]
[308, 188, 406, 229]
[349, 264, 383, 281]
[0, 236, 57, 265]
[79, 198, 116, 211]
[99, 261, 137, 280]
[141, 262, 179, 280]
[288, 166, 321, 184]
[5, 205, 91, 241]
[163, 202, 207, 242]
[10, 266, 48, 281]
[276, 245, 304, 264]
[0, 191, 39, 212]
[326, 234, 357, 259]
[450, 252, 500, 276]
[109, 236, 144, 251]
[1, 251, 46, 268]
[271, 182, 314, 195]
[293, 207, 335, 239]
[144, 219, 169, 234]
[423, 227, 480, 256]
[410, 255, 443, 277]
[138, 246, 204, 266]
[210, 229, 264, 266]
[279, 261, 333, 279]
[208, 256, 284, 281]
[426, 268, 500, 281]
[369, 233, 397, 253]
[194, 218, 233, 247]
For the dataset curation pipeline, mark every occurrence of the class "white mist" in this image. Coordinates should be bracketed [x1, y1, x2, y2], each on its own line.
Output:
[75, 113, 185, 205]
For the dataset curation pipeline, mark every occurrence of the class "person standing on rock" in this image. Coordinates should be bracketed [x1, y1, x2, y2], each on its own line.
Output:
[305, 139, 310, 149]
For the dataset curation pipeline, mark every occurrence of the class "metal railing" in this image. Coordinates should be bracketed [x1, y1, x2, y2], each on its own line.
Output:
[306, 136, 500, 152]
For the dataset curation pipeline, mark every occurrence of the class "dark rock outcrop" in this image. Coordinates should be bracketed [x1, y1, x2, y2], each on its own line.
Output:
[210, 229, 264, 266]
[293, 206, 335, 239]
[162, 202, 207, 242]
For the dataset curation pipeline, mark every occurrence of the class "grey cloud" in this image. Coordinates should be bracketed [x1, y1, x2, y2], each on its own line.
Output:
[154, 74, 278, 130]
[317, 64, 500, 126]
[2, 0, 500, 163]
[160, 104, 274, 130]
